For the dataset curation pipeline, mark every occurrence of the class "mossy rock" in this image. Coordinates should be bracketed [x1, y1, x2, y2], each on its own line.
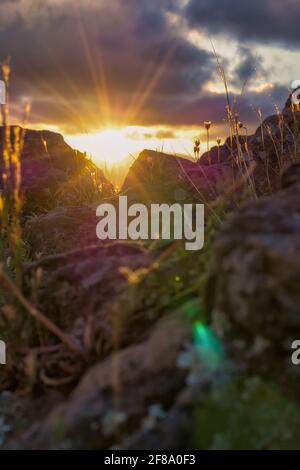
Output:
[191, 377, 300, 450]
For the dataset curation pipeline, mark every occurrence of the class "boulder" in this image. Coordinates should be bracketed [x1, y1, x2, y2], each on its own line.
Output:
[0, 126, 114, 214]
[206, 162, 300, 383]
[122, 149, 234, 204]
[24, 205, 99, 256]
[7, 314, 191, 449]
[249, 91, 300, 168]
[19, 241, 156, 363]
[199, 135, 248, 166]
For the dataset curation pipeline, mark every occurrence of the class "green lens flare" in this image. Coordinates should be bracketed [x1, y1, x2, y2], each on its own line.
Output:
[193, 321, 225, 370]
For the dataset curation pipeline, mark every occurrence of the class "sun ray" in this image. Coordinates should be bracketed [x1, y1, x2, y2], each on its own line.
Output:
[75, 3, 111, 125]
[124, 45, 176, 125]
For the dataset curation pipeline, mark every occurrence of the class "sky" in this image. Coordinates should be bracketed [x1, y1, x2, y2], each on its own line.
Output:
[0, 0, 300, 172]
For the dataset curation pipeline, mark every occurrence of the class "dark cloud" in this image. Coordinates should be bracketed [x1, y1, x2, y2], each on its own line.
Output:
[0, 0, 214, 131]
[139, 83, 289, 129]
[232, 46, 267, 88]
[154, 130, 176, 139]
[185, 0, 300, 47]
[0, 0, 292, 132]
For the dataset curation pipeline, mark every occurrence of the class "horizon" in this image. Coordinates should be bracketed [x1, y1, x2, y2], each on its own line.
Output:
[2, 0, 300, 454]
[1, 0, 298, 174]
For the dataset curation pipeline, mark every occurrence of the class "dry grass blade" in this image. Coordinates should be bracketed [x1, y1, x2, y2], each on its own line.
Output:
[211, 160, 257, 208]
[40, 369, 77, 387]
[0, 265, 85, 356]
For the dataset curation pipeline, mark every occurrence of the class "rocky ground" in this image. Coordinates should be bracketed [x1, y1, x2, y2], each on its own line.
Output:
[1, 95, 300, 449]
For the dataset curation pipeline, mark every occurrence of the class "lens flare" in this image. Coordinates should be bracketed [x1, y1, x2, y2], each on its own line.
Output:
[193, 321, 225, 370]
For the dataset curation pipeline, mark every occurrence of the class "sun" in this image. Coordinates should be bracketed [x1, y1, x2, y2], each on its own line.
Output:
[65, 127, 137, 165]
[65, 124, 224, 172]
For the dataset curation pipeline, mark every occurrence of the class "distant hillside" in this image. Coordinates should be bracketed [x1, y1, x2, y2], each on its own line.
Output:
[0, 126, 114, 212]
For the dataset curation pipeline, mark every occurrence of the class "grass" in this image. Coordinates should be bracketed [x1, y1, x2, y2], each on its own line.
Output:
[1, 55, 300, 452]
[0, 62, 26, 286]
[191, 377, 300, 450]
[0, 65, 106, 389]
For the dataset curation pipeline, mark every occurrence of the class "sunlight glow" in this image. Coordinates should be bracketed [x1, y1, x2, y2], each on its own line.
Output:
[193, 321, 225, 370]
[65, 125, 211, 167]
[66, 128, 135, 164]
[254, 82, 274, 93]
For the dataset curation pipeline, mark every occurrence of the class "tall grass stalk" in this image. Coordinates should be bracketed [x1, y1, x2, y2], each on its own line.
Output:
[0, 61, 27, 286]
[211, 44, 257, 199]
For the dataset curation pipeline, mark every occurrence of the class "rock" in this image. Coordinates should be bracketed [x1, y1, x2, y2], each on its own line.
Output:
[2, 240, 156, 393]
[199, 136, 248, 166]
[0, 390, 64, 448]
[23, 241, 154, 347]
[122, 379, 217, 450]
[249, 92, 300, 168]
[0, 127, 88, 171]
[122, 149, 234, 204]
[213, 163, 300, 335]
[0, 126, 114, 214]
[24, 204, 99, 256]
[7, 314, 191, 449]
[206, 162, 300, 385]
[123, 408, 191, 450]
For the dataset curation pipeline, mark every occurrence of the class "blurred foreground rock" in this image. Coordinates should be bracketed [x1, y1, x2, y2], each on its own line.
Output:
[207, 163, 300, 388]
[0, 127, 114, 214]
[24, 204, 99, 256]
[211, 162, 300, 338]
[23, 242, 154, 352]
[7, 314, 191, 449]
[122, 149, 235, 204]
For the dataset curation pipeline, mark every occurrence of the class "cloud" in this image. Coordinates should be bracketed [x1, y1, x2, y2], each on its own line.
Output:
[0, 0, 293, 132]
[0, 0, 215, 131]
[131, 83, 288, 132]
[232, 47, 267, 88]
[185, 0, 300, 47]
